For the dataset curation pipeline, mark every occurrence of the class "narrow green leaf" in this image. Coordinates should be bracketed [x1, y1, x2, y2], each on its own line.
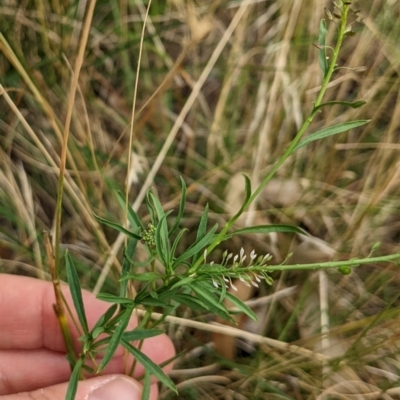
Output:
[173, 223, 218, 269]
[98, 306, 133, 372]
[318, 19, 328, 77]
[231, 174, 252, 221]
[169, 176, 187, 236]
[170, 228, 188, 265]
[65, 358, 83, 400]
[140, 297, 174, 310]
[121, 254, 155, 270]
[94, 213, 142, 240]
[313, 100, 366, 114]
[123, 328, 165, 342]
[141, 370, 151, 400]
[122, 339, 177, 392]
[168, 275, 195, 290]
[124, 272, 162, 282]
[116, 191, 145, 231]
[121, 236, 139, 297]
[149, 192, 166, 221]
[172, 293, 208, 312]
[189, 282, 233, 322]
[225, 292, 258, 322]
[192, 204, 209, 264]
[293, 120, 370, 152]
[226, 224, 308, 239]
[155, 212, 172, 267]
[96, 293, 135, 305]
[65, 251, 88, 334]
[93, 304, 118, 330]
[145, 190, 156, 224]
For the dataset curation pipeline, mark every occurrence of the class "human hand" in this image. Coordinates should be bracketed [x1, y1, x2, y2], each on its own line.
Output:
[0, 274, 175, 400]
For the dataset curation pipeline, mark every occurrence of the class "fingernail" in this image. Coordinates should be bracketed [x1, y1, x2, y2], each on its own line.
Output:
[88, 376, 142, 400]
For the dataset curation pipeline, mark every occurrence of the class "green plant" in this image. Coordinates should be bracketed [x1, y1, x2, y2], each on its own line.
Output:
[11, 1, 399, 399]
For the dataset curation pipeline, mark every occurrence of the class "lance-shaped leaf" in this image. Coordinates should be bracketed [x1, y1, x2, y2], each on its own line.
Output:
[191, 203, 209, 264]
[96, 293, 135, 305]
[98, 306, 133, 372]
[65, 251, 88, 334]
[189, 282, 233, 322]
[94, 213, 142, 240]
[116, 190, 145, 231]
[172, 223, 218, 269]
[142, 370, 151, 400]
[225, 292, 258, 322]
[121, 236, 139, 297]
[65, 358, 83, 400]
[155, 212, 172, 268]
[121, 339, 177, 392]
[318, 19, 328, 77]
[231, 174, 252, 221]
[123, 328, 164, 341]
[312, 100, 366, 115]
[123, 272, 162, 282]
[225, 224, 308, 239]
[169, 176, 187, 236]
[292, 120, 370, 152]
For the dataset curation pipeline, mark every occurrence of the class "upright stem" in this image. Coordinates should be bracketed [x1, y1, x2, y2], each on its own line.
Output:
[189, 1, 351, 273]
[52, 0, 97, 367]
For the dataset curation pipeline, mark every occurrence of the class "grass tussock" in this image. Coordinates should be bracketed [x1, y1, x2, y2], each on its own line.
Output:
[1, 0, 400, 398]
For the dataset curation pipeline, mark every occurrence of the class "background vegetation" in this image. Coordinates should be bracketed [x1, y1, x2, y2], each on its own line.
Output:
[1, 0, 400, 398]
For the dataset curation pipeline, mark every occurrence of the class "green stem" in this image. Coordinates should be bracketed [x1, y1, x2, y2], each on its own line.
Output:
[189, 2, 351, 274]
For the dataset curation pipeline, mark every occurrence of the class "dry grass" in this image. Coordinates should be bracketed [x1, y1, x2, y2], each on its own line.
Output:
[1, 0, 400, 398]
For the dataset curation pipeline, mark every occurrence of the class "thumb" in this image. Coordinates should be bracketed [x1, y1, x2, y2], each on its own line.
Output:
[3, 375, 158, 400]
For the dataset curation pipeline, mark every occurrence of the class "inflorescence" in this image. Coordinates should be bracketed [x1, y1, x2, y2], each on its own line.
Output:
[201, 248, 274, 291]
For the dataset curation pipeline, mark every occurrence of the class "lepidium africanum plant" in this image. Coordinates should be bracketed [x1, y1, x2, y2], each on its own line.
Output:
[46, 2, 400, 399]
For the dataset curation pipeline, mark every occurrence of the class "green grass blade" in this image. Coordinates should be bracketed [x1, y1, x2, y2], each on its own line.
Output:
[65, 251, 88, 333]
[292, 120, 371, 152]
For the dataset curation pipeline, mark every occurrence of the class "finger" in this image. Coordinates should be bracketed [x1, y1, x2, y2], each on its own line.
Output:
[0, 274, 129, 352]
[0, 335, 175, 395]
[1, 375, 158, 400]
